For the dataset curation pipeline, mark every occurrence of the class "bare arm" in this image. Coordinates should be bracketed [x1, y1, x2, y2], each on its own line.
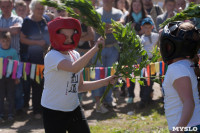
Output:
[0, 23, 21, 35]
[20, 32, 46, 47]
[57, 37, 105, 73]
[173, 77, 195, 127]
[78, 72, 117, 92]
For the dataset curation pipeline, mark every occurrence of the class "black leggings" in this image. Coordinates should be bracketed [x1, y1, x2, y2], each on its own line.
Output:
[43, 106, 90, 133]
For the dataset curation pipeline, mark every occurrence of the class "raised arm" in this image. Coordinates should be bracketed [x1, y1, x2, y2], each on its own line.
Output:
[57, 37, 105, 73]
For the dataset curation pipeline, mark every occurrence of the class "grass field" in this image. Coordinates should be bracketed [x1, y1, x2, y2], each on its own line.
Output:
[88, 98, 169, 133]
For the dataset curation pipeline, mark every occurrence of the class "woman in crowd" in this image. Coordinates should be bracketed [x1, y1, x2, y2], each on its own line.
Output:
[125, 0, 156, 36]
[114, 0, 129, 20]
[20, 0, 50, 119]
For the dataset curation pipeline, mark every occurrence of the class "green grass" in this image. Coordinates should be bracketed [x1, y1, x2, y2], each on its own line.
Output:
[89, 102, 169, 133]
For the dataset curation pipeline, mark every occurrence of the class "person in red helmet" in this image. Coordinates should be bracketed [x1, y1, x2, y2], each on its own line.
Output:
[41, 17, 116, 133]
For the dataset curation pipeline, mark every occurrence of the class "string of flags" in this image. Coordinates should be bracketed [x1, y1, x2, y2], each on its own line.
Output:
[0, 58, 168, 86]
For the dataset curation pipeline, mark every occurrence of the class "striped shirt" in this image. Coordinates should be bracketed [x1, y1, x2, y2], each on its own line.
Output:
[0, 13, 23, 55]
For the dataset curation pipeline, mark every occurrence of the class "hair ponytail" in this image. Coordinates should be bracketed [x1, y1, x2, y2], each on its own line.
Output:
[43, 45, 54, 57]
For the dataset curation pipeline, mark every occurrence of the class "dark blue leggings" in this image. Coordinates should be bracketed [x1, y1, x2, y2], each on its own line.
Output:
[43, 106, 90, 133]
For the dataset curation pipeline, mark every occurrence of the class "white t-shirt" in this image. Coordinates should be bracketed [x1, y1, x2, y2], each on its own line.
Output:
[141, 32, 159, 59]
[162, 59, 200, 130]
[41, 49, 82, 112]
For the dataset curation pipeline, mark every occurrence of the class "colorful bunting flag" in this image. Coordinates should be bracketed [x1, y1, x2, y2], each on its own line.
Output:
[12, 60, 18, 79]
[0, 58, 3, 79]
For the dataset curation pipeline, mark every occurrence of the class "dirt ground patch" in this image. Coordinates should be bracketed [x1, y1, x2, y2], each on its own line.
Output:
[0, 82, 163, 133]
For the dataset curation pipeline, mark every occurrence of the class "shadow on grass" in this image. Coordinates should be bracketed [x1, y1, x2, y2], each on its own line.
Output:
[0, 111, 43, 133]
[116, 97, 164, 116]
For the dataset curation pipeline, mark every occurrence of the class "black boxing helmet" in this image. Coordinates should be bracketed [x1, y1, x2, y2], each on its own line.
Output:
[160, 21, 200, 64]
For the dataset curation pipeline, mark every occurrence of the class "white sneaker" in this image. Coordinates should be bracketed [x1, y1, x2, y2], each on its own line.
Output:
[105, 102, 117, 107]
[96, 104, 108, 114]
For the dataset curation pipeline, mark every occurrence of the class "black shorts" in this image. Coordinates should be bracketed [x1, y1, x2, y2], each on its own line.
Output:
[42, 106, 90, 133]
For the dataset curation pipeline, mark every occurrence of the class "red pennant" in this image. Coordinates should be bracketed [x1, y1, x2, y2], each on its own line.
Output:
[126, 78, 130, 88]
[147, 65, 150, 86]
[100, 67, 105, 79]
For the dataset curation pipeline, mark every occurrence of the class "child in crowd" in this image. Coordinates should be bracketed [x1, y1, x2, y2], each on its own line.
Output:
[160, 22, 200, 132]
[0, 32, 19, 123]
[127, 18, 159, 108]
[15, 0, 27, 19]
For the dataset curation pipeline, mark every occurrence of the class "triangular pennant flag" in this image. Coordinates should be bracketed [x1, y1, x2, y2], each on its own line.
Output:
[140, 68, 144, 78]
[30, 64, 36, 80]
[160, 61, 162, 76]
[90, 67, 95, 80]
[104, 67, 107, 78]
[26, 62, 31, 75]
[23, 63, 27, 80]
[3, 58, 8, 76]
[100, 67, 105, 79]
[95, 67, 100, 80]
[12, 60, 18, 79]
[83, 68, 86, 81]
[107, 67, 111, 76]
[36, 65, 40, 84]
[165, 63, 168, 74]
[17, 62, 23, 79]
[6, 59, 14, 78]
[111, 67, 115, 76]
[155, 62, 159, 73]
[150, 63, 155, 75]
[126, 78, 130, 88]
[147, 65, 150, 86]
[162, 61, 165, 83]
[0, 58, 3, 79]
[38, 65, 44, 79]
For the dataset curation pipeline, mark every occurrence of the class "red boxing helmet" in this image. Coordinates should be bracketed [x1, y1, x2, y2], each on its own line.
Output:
[48, 17, 81, 51]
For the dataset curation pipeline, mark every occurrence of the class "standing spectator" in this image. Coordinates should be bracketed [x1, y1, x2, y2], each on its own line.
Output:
[114, 0, 129, 20]
[126, 0, 156, 36]
[156, 0, 176, 31]
[0, 0, 23, 54]
[15, 0, 27, 19]
[139, 18, 159, 107]
[15, 1, 28, 115]
[92, 0, 123, 113]
[175, 0, 186, 13]
[0, 0, 24, 115]
[142, 0, 163, 30]
[20, 0, 50, 119]
[127, 18, 159, 105]
[0, 32, 19, 122]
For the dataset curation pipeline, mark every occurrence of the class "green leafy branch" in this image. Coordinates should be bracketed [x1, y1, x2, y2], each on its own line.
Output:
[100, 20, 151, 103]
[160, 3, 200, 28]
